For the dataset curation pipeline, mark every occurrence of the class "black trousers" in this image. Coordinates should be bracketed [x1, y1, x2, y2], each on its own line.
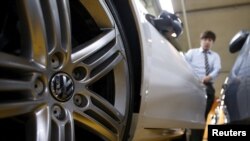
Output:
[190, 83, 215, 141]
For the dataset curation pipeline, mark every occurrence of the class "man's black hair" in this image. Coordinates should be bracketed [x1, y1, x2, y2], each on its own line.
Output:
[200, 30, 216, 41]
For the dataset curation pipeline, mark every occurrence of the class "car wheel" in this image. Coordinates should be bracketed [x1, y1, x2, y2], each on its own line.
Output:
[0, 0, 134, 141]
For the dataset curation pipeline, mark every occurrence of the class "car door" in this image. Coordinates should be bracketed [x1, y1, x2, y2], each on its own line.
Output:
[130, 0, 207, 133]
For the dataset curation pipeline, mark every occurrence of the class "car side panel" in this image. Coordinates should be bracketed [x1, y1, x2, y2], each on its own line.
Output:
[129, 0, 207, 129]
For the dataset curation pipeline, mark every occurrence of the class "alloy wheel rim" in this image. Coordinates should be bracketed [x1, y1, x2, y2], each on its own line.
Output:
[0, 0, 131, 140]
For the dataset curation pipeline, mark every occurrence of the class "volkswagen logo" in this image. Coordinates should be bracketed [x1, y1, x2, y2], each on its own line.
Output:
[50, 73, 74, 102]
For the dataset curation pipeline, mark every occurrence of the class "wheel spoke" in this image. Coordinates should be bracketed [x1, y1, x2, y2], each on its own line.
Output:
[0, 52, 44, 93]
[51, 110, 74, 141]
[73, 112, 117, 141]
[18, 0, 48, 66]
[72, 29, 124, 84]
[73, 82, 124, 124]
[0, 79, 32, 91]
[0, 52, 43, 72]
[71, 90, 123, 140]
[32, 105, 50, 141]
[0, 100, 44, 118]
[86, 51, 122, 84]
[56, 0, 71, 52]
[83, 91, 123, 135]
[87, 91, 123, 123]
[71, 29, 116, 64]
[40, 0, 71, 53]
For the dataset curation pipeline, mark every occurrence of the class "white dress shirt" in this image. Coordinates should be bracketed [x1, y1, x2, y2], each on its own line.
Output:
[185, 47, 221, 83]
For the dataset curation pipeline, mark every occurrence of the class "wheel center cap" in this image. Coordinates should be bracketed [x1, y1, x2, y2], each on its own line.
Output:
[50, 73, 74, 102]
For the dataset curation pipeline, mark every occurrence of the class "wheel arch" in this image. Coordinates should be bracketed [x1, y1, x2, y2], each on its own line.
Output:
[107, 0, 142, 113]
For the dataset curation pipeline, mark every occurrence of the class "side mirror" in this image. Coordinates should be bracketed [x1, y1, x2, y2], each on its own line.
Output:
[154, 11, 183, 38]
[229, 30, 249, 53]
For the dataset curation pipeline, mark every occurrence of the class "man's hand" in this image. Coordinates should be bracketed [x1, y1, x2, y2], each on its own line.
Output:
[203, 75, 212, 83]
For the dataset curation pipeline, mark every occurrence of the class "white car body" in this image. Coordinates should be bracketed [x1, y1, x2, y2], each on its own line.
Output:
[129, 0, 207, 140]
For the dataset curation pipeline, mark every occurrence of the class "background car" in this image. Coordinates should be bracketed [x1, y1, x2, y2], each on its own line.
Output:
[224, 30, 250, 124]
[0, 0, 206, 141]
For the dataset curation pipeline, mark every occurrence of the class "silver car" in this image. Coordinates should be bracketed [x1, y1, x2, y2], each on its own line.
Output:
[224, 30, 250, 124]
[0, 0, 206, 141]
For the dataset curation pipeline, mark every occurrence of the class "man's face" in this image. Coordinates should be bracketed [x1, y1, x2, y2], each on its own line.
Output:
[200, 38, 214, 50]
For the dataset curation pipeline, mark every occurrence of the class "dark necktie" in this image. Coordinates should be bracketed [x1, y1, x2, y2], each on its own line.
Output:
[203, 50, 210, 75]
